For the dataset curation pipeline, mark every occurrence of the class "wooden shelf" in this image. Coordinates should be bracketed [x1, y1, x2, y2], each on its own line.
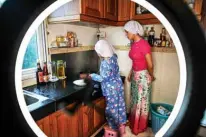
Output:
[152, 47, 176, 53]
[114, 46, 176, 53]
[49, 46, 176, 55]
[114, 46, 130, 50]
[49, 46, 94, 55]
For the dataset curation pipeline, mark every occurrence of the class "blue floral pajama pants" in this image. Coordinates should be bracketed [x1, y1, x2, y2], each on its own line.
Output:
[105, 91, 127, 130]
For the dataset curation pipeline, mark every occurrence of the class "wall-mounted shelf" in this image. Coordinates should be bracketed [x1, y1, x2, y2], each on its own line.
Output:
[114, 46, 176, 53]
[152, 47, 176, 53]
[49, 46, 176, 55]
[49, 46, 94, 55]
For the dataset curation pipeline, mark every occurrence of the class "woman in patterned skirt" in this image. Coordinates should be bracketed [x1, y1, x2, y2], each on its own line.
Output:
[124, 20, 155, 135]
[82, 40, 127, 136]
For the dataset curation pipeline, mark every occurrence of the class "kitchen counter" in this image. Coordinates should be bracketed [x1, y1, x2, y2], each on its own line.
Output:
[23, 76, 125, 121]
[23, 79, 102, 121]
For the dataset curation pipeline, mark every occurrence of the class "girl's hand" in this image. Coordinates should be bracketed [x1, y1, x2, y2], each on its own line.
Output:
[79, 73, 88, 79]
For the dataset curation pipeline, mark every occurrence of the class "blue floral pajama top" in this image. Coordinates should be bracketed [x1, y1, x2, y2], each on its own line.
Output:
[90, 54, 127, 130]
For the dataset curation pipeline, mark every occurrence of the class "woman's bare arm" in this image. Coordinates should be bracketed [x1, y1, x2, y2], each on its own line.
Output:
[145, 53, 155, 81]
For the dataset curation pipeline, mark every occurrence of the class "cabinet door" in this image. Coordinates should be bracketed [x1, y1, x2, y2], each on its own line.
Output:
[93, 97, 106, 130]
[36, 116, 52, 137]
[50, 103, 82, 137]
[104, 0, 118, 21]
[184, 0, 203, 20]
[82, 105, 94, 137]
[81, 0, 104, 18]
[194, 0, 203, 20]
[118, 0, 130, 21]
[129, 1, 160, 24]
[201, 0, 206, 29]
[194, 0, 203, 15]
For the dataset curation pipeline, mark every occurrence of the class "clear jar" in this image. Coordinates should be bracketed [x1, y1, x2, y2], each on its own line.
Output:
[57, 60, 66, 79]
[51, 61, 57, 78]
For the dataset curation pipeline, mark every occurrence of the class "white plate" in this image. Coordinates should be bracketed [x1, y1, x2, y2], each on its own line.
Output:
[73, 79, 87, 86]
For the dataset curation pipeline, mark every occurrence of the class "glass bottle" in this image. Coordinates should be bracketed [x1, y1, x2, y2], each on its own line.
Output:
[144, 27, 149, 41]
[148, 27, 155, 46]
[36, 59, 43, 85]
[160, 28, 167, 47]
[43, 62, 49, 82]
[57, 60, 66, 79]
[136, 4, 142, 14]
[51, 61, 57, 79]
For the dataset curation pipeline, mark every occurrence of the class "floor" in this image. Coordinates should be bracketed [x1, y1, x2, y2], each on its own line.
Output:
[94, 125, 206, 137]
[197, 126, 206, 137]
[94, 120, 154, 137]
[122, 126, 154, 137]
[95, 126, 154, 137]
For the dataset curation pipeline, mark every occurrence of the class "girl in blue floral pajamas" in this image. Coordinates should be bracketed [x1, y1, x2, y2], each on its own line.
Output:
[88, 40, 127, 133]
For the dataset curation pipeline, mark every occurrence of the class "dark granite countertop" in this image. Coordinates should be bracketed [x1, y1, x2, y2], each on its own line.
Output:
[23, 79, 103, 121]
[23, 76, 125, 121]
[24, 80, 88, 101]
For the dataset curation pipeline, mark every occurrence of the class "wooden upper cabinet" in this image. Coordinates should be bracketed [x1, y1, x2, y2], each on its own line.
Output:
[36, 116, 52, 137]
[129, 1, 160, 24]
[104, 0, 118, 21]
[193, 0, 203, 20]
[130, 2, 156, 20]
[184, 0, 203, 15]
[183, 0, 203, 20]
[81, 0, 104, 18]
[200, 0, 206, 29]
[118, 0, 131, 21]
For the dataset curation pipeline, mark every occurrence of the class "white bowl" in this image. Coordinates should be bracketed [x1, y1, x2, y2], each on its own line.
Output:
[73, 79, 87, 86]
[49, 76, 59, 82]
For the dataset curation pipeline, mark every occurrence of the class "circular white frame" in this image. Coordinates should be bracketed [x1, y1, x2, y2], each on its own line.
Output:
[15, 0, 186, 137]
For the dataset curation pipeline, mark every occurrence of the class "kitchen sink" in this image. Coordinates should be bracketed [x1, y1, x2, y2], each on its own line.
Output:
[23, 90, 50, 111]
[24, 94, 39, 106]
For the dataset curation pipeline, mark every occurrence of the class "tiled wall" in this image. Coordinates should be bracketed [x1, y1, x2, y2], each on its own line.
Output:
[113, 50, 180, 112]
[151, 52, 180, 105]
[47, 23, 98, 46]
[100, 24, 166, 46]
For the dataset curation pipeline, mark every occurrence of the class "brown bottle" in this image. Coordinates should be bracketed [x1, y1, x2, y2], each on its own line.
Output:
[36, 60, 44, 85]
[160, 28, 167, 47]
[43, 62, 49, 82]
[148, 27, 155, 46]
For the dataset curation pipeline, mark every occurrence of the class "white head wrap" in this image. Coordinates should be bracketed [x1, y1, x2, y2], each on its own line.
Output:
[95, 39, 115, 57]
[124, 20, 144, 36]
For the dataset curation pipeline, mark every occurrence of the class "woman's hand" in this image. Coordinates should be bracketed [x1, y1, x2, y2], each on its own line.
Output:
[127, 69, 132, 82]
[151, 75, 156, 81]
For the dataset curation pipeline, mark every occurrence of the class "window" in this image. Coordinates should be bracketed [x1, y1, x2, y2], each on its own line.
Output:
[22, 32, 39, 69]
[0, 0, 6, 8]
[22, 22, 48, 80]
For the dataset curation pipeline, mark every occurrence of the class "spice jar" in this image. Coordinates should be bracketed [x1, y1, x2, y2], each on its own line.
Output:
[56, 36, 64, 47]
